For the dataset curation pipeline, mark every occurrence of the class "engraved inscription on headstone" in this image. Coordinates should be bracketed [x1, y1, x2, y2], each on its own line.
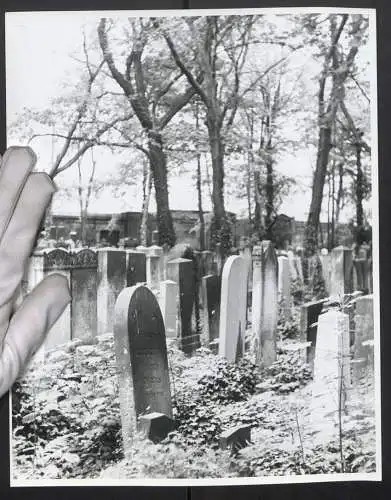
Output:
[114, 285, 173, 455]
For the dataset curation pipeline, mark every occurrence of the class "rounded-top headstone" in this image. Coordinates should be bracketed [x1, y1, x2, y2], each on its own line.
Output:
[114, 284, 172, 420]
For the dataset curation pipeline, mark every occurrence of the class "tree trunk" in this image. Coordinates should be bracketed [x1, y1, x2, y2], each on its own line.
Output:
[265, 154, 274, 241]
[140, 161, 152, 247]
[331, 161, 336, 249]
[355, 142, 364, 249]
[80, 208, 88, 245]
[253, 170, 263, 240]
[304, 125, 332, 257]
[148, 131, 176, 247]
[196, 153, 205, 251]
[206, 114, 230, 254]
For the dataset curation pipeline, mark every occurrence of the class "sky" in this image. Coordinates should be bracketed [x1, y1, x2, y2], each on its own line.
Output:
[5, 9, 376, 223]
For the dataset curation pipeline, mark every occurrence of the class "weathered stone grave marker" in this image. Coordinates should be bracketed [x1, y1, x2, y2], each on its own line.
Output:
[220, 425, 252, 455]
[330, 246, 353, 298]
[159, 280, 178, 338]
[278, 255, 291, 320]
[70, 249, 98, 342]
[352, 294, 374, 384]
[114, 285, 173, 454]
[146, 245, 164, 290]
[252, 241, 278, 368]
[319, 249, 331, 295]
[218, 255, 247, 363]
[312, 309, 351, 423]
[126, 250, 146, 286]
[300, 299, 324, 371]
[202, 274, 221, 350]
[167, 258, 200, 354]
[97, 248, 126, 335]
[353, 258, 369, 293]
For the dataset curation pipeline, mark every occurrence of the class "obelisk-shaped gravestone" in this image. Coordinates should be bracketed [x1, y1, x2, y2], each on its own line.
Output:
[114, 285, 173, 455]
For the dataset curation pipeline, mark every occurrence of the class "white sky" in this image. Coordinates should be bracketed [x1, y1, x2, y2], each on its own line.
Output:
[5, 10, 375, 222]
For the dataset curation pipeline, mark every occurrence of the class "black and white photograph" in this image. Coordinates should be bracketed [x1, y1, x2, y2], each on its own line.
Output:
[6, 7, 380, 485]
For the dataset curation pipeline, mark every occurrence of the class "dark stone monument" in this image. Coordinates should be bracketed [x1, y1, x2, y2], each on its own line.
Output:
[114, 284, 173, 455]
[126, 251, 147, 286]
[139, 412, 176, 443]
[167, 258, 200, 354]
[220, 425, 252, 455]
[300, 299, 324, 371]
[202, 274, 221, 350]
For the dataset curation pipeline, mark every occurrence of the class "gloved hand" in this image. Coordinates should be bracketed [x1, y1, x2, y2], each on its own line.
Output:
[0, 146, 71, 398]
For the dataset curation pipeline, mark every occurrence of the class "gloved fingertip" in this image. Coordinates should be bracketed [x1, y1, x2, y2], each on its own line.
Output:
[2, 146, 37, 169]
[28, 172, 57, 197]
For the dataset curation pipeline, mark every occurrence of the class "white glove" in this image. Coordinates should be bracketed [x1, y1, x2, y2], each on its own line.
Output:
[0, 147, 71, 398]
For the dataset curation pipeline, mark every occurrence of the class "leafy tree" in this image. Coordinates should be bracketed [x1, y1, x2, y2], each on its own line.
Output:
[97, 17, 204, 247]
[303, 13, 369, 256]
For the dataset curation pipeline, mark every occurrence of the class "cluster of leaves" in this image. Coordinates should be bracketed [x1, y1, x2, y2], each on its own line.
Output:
[257, 350, 312, 395]
[12, 340, 123, 480]
[290, 277, 304, 306]
[197, 357, 260, 404]
[100, 440, 234, 479]
[277, 315, 300, 341]
[169, 396, 223, 449]
[233, 438, 376, 477]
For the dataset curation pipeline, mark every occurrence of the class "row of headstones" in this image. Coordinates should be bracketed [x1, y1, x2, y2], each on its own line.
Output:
[112, 268, 374, 454]
[25, 246, 218, 354]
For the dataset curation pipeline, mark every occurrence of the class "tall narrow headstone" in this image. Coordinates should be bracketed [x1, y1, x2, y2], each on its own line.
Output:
[167, 258, 199, 354]
[313, 310, 351, 419]
[201, 250, 214, 276]
[146, 245, 164, 290]
[353, 258, 369, 293]
[219, 255, 247, 363]
[319, 251, 331, 295]
[114, 285, 173, 455]
[202, 274, 221, 348]
[70, 249, 98, 342]
[126, 250, 146, 286]
[97, 249, 126, 335]
[330, 246, 353, 298]
[240, 244, 253, 312]
[252, 241, 278, 368]
[278, 255, 291, 320]
[300, 300, 324, 371]
[352, 295, 374, 383]
[159, 280, 178, 338]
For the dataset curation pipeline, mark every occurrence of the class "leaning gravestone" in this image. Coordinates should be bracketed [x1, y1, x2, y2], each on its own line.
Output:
[114, 285, 173, 455]
[218, 255, 247, 363]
